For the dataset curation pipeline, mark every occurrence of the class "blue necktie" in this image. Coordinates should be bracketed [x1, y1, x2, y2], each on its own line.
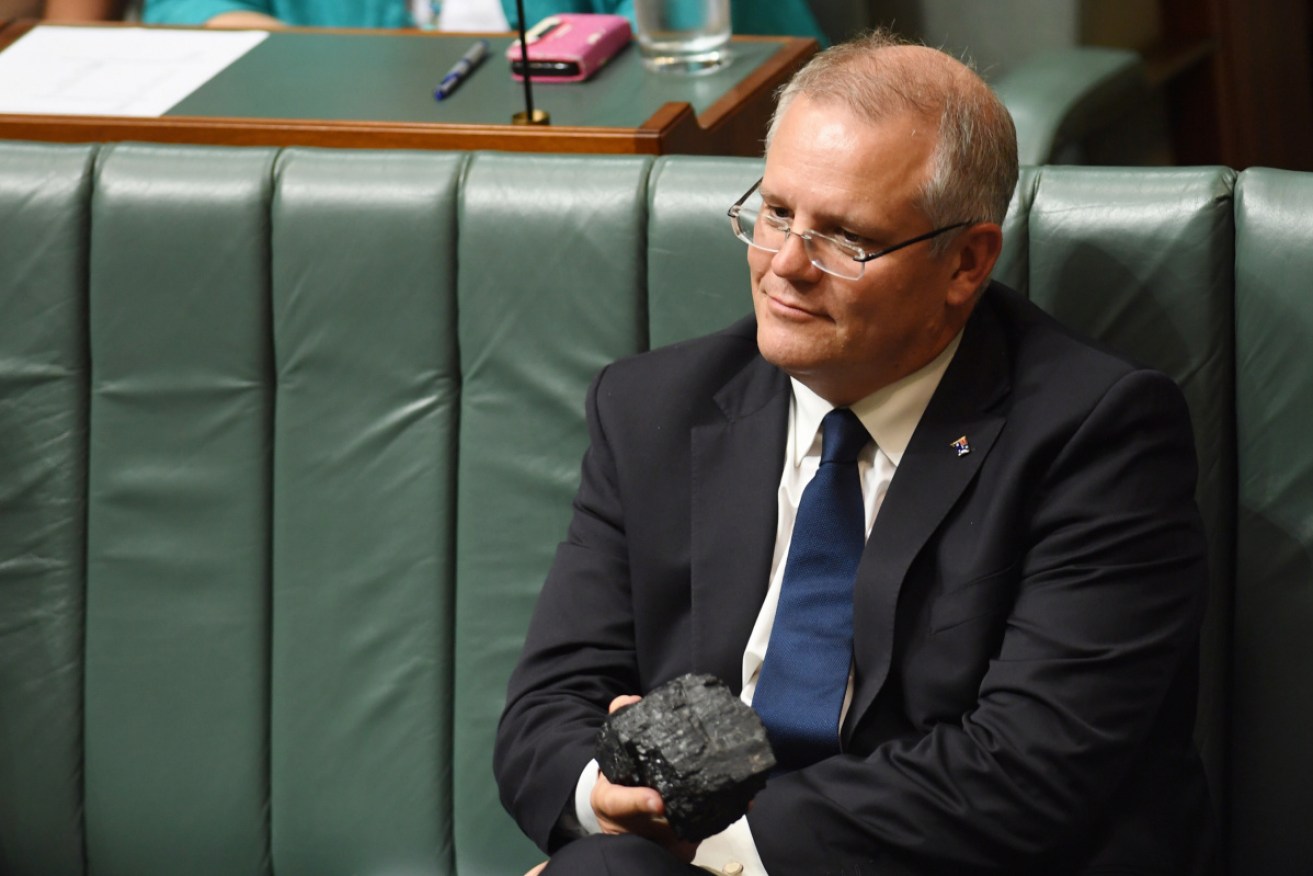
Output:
[753, 408, 870, 770]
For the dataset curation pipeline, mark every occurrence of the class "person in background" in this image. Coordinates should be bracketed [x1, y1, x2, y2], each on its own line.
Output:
[140, 0, 827, 45]
[1, 0, 125, 20]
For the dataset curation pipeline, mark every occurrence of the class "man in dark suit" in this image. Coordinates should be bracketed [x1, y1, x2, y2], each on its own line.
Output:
[495, 29, 1213, 876]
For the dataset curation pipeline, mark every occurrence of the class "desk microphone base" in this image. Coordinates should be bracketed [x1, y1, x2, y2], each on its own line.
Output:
[511, 109, 552, 126]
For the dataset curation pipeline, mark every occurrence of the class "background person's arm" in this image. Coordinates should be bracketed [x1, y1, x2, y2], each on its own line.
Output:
[43, 0, 127, 21]
[205, 9, 282, 27]
[142, 0, 278, 27]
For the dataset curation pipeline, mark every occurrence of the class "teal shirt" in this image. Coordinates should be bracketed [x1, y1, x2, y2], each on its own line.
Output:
[142, 0, 827, 45]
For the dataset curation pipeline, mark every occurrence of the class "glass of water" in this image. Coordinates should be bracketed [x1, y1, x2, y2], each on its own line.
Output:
[633, 0, 732, 75]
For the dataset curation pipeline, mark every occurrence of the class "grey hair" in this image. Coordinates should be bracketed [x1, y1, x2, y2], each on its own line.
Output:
[766, 29, 1018, 253]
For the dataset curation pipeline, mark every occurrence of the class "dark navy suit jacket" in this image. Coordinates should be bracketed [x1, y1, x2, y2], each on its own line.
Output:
[495, 282, 1214, 874]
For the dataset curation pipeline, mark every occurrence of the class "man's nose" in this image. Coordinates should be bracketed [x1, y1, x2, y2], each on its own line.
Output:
[770, 231, 822, 281]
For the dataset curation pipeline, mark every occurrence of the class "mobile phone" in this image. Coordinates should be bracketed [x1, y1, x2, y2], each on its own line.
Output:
[506, 13, 632, 83]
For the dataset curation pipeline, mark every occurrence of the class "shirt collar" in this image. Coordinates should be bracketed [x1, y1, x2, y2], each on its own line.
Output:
[789, 330, 963, 467]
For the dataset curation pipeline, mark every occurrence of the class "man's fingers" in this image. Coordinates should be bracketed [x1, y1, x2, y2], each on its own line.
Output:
[591, 708, 699, 863]
[593, 772, 663, 825]
[523, 863, 547, 876]
[608, 694, 642, 714]
[590, 774, 700, 863]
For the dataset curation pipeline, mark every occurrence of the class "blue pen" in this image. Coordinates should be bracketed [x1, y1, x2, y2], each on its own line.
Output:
[434, 39, 489, 101]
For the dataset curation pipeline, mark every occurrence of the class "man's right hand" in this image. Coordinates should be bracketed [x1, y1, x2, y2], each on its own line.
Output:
[591, 695, 699, 864]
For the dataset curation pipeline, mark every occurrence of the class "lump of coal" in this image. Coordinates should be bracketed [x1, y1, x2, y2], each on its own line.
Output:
[594, 673, 775, 841]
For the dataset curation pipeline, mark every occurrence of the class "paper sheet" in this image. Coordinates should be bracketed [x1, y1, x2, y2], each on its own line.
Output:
[0, 25, 268, 117]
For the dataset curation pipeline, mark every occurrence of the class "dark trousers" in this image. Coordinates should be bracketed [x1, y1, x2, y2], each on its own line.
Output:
[543, 834, 706, 875]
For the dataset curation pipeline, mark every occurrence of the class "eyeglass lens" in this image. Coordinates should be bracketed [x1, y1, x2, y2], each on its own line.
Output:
[732, 190, 865, 280]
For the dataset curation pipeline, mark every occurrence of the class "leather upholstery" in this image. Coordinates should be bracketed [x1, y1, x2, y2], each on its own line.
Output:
[992, 47, 1149, 166]
[0, 141, 1305, 875]
[268, 148, 465, 874]
[1232, 168, 1313, 874]
[0, 140, 93, 876]
[84, 142, 276, 876]
[1024, 167, 1238, 797]
[453, 152, 652, 873]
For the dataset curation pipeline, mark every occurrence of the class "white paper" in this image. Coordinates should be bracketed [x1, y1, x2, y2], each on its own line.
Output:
[0, 25, 268, 117]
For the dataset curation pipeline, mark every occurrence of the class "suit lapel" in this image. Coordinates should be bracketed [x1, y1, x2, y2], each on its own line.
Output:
[845, 292, 1012, 737]
[690, 354, 790, 693]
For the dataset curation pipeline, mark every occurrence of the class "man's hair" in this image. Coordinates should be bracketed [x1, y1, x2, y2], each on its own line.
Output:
[767, 29, 1019, 248]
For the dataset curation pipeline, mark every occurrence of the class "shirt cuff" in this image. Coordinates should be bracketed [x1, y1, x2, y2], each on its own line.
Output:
[692, 816, 768, 876]
[574, 758, 603, 835]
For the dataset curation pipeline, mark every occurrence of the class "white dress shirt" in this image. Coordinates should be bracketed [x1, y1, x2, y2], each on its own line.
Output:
[578, 333, 962, 875]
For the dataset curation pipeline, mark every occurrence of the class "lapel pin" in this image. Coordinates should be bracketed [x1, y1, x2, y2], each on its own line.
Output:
[950, 435, 971, 457]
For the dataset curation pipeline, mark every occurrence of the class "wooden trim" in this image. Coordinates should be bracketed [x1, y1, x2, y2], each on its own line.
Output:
[0, 23, 817, 156]
[0, 106, 698, 155]
[696, 36, 811, 129]
[0, 18, 33, 51]
[692, 36, 814, 159]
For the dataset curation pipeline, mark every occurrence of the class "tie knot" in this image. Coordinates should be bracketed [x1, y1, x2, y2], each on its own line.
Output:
[820, 408, 869, 464]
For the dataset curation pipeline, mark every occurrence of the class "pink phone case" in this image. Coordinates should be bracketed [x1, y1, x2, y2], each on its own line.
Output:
[506, 13, 632, 83]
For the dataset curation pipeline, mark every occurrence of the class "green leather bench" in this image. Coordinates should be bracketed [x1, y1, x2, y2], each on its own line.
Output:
[0, 141, 1309, 876]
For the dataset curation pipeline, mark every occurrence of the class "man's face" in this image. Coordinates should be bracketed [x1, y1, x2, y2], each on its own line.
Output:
[751, 95, 966, 405]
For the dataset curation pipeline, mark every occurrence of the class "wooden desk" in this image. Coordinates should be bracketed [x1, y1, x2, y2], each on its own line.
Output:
[0, 21, 816, 155]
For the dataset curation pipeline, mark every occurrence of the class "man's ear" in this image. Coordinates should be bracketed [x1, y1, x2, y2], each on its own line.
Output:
[945, 222, 1004, 306]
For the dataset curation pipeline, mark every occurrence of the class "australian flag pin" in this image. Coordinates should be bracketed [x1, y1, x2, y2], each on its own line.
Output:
[951, 435, 971, 457]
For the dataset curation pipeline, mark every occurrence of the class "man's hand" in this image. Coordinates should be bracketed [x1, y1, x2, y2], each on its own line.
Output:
[591, 695, 699, 864]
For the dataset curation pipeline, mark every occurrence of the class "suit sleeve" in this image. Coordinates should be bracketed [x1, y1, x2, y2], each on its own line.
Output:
[748, 368, 1209, 872]
[494, 365, 643, 852]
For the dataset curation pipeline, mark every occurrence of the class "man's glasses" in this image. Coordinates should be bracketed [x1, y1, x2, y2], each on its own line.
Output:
[727, 178, 971, 280]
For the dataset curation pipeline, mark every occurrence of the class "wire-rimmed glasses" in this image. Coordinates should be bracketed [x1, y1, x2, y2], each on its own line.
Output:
[727, 178, 971, 280]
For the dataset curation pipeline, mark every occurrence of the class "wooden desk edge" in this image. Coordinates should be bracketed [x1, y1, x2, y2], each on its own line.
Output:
[686, 36, 816, 157]
[0, 18, 31, 50]
[0, 23, 817, 156]
[696, 37, 815, 129]
[0, 112, 705, 154]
